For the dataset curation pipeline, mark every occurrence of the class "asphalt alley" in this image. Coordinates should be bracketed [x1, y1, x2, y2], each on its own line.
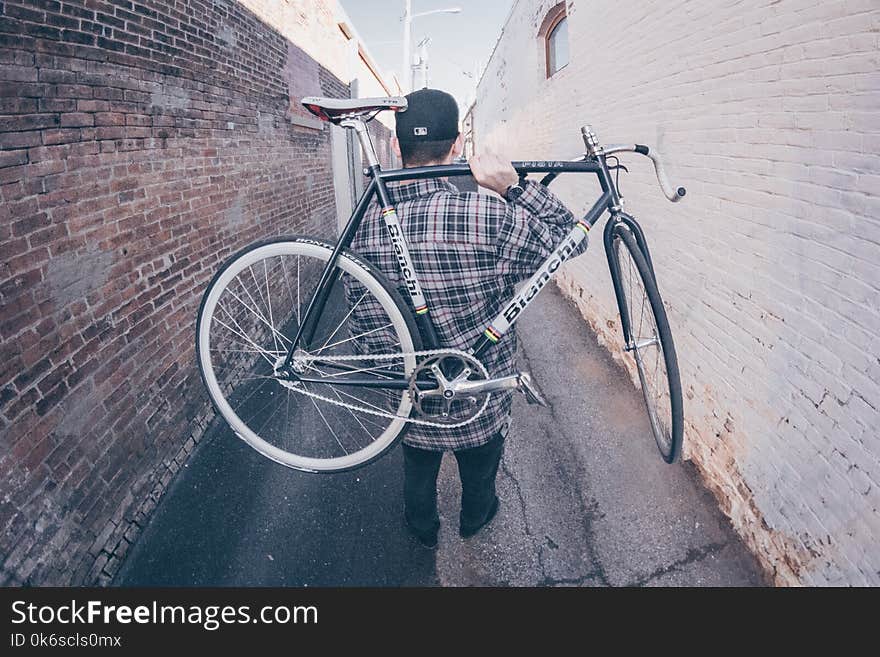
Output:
[117, 283, 764, 586]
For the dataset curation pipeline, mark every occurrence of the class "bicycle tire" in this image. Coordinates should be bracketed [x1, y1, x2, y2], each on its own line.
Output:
[196, 236, 422, 473]
[609, 224, 684, 463]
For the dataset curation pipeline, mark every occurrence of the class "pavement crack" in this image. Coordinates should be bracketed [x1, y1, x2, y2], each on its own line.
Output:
[517, 338, 612, 586]
[499, 456, 532, 538]
[538, 422, 611, 587]
[499, 455, 550, 582]
[629, 542, 727, 586]
[536, 544, 549, 582]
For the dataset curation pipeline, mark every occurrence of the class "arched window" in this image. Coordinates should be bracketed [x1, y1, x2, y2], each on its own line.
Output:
[540, 4, 569, 78]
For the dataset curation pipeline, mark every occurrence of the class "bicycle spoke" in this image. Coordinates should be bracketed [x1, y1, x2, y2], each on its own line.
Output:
[210, 347, 286, 356]
[253, 388, 287, 438]
[233, 377, 274, 418]
[303, 363, 399, 416]
[346, 408, 389, 431]
[280, 255, 300, 332]
[216, 297, 279, 358]
[302, 382, 348, 455]
[320, 382, 374, 444]
[328, 386, 394, 416]
[213, 308, 277, 368]
[652, 316, 666, 432]
[210, 365, 280, 383]
[654, 351, 663, 422]
[263, 259, 280, 354]
[242, 387, 282, 429]
[626, 244, 633, 324]
[248, 264, 271, 325]
[209, 331, 283, 357]
[317, 322, 395, 353]
[306, 375, 391, 433]
[317, 290, 368, 353]
[623, 243, 666, 438]
[227, 283, 292, 349]
[241, 268, 269, 324]
[637, 287, 647, 341]
[308, 356, 402, 379]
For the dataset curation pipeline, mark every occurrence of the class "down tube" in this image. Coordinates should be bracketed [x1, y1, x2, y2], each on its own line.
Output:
[471, 192, 610, 359]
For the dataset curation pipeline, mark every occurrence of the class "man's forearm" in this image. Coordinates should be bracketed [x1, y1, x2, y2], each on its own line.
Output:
[509, 180, 575, 226]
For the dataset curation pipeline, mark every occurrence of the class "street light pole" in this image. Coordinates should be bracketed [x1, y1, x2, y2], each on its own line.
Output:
[401, 3, 461, 94]
[401, 0, 411, 94]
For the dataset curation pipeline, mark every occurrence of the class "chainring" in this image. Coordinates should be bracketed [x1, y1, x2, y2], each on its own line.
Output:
[407, 352, 491, 425]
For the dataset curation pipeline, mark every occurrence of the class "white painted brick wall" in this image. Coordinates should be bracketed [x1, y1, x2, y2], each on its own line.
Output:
[472, 0, 880, 585]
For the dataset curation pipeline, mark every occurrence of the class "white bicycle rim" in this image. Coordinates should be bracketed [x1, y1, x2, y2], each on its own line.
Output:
[198, 240, 416, 472]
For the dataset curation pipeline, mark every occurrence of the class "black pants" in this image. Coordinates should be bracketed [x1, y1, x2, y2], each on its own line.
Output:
[402, 431, 505, 535]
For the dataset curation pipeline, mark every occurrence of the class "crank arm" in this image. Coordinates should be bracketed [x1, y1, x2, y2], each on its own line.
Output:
[453, 374, 521, 395]
[452, 372, 547, 406]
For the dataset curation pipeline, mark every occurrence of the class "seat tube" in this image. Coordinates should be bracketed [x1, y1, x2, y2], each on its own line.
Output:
[350, 118, 441, 347]
[370, 170, 442, 348]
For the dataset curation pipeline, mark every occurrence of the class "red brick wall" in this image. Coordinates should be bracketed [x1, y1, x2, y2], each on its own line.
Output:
[0, 0, 353, 584]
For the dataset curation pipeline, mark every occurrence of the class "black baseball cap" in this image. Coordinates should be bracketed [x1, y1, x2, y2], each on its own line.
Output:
[395, 88, 459, 143]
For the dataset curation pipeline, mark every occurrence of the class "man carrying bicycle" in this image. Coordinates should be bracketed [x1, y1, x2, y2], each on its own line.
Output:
[350, 89, 586, 548]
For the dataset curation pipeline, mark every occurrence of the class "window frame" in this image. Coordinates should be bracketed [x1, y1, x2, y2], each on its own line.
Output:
[540, 3, 569, 79]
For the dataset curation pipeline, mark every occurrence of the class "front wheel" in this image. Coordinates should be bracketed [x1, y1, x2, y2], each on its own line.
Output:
[196, 237, 421, 473]
[609, 223, 684, 463]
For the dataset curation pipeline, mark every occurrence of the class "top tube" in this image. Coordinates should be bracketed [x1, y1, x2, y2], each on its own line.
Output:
[377, 160, 602, 182]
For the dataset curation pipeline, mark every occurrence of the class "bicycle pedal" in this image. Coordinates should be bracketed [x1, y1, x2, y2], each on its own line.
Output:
[517, 372, 547, 407]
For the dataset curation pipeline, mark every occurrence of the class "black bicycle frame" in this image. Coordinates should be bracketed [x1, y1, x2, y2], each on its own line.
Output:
[282, 155, 634, 379]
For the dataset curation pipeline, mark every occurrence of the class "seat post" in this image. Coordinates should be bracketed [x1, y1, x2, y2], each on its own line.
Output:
[341, 117, 380, 168]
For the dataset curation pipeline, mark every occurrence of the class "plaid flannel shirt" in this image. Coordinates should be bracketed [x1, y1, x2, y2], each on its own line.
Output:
[349, 177, 584, 451]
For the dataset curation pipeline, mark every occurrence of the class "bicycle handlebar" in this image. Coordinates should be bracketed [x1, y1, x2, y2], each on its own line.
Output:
[605, 144, 686, 203]
[401, 147, 686, 204]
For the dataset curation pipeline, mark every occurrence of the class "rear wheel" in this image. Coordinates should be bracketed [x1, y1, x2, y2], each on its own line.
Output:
[610, 224, 683, 463]
[196, 237, 421, 473]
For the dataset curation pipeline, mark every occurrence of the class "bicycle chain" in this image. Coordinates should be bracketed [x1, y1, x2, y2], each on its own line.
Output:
[276, 348, 491, 429]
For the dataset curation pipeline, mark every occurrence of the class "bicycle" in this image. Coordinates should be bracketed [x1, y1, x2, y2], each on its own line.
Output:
[196, 95, 685, 473]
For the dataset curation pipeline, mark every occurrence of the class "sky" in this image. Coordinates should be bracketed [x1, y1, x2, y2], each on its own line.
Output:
[339, 0, 515, 111]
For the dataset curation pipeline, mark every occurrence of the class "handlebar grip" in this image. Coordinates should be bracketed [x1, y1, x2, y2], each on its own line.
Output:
[643, 148, 685, 203]
[634, 144, 649, 156]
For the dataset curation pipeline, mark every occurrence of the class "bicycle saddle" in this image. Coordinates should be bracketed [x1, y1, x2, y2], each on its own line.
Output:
[301, 96, 408, 123]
